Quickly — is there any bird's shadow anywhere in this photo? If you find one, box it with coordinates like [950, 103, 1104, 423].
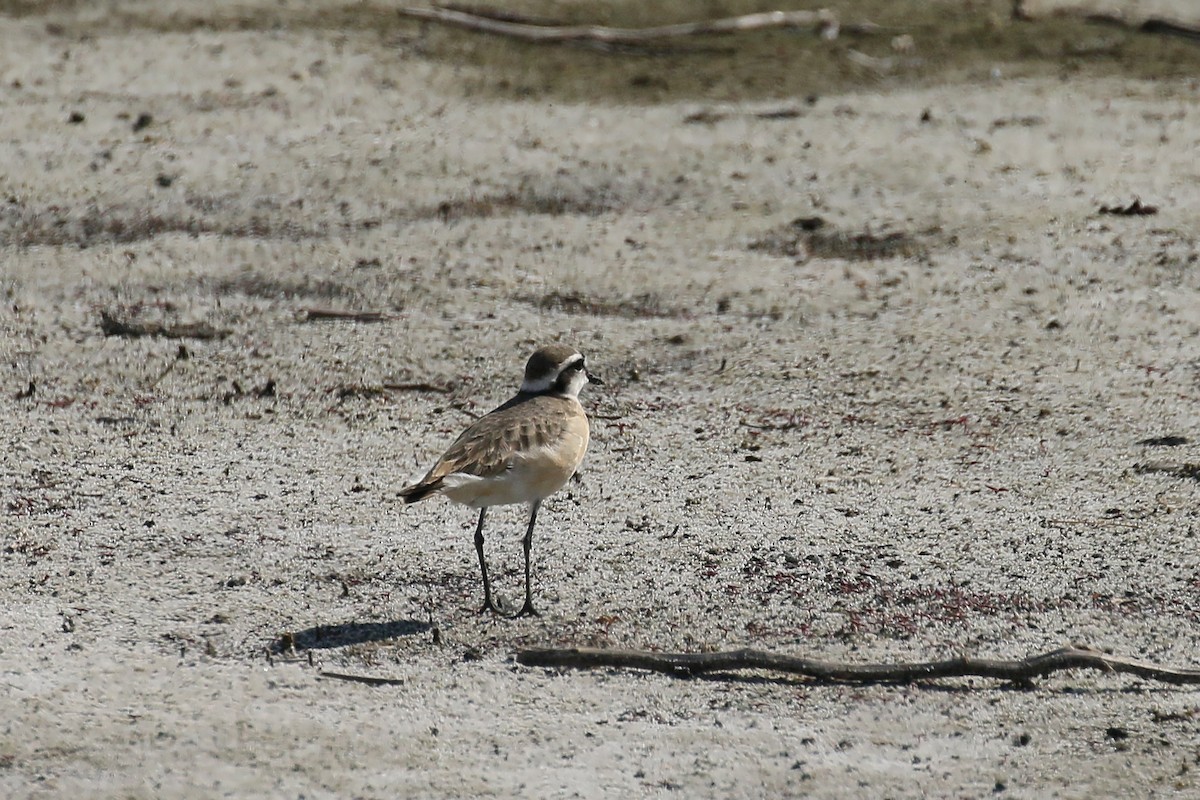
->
[271, 618, 432, 653]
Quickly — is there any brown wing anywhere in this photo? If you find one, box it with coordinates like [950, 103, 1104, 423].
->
[407, 395, 571, 492]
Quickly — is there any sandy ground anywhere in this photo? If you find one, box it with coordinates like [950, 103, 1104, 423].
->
[3, 1, 1200, 797]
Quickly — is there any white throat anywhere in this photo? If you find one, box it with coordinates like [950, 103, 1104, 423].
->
[558, 369, 588, 398]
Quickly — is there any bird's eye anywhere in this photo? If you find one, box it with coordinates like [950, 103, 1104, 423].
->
[570, 361, 584, 371]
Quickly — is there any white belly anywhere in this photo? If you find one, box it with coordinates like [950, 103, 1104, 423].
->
[441, 424, 589, 508]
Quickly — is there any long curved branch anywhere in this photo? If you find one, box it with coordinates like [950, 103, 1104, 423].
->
[396, 7, 842, 44]
[517, 646, 1200, 685]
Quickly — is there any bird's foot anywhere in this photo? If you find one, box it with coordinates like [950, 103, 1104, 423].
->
[478, 596, 509, 616]
[512, 599, 539, 618]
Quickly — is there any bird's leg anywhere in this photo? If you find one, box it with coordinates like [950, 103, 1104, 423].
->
[474, 507, 504, 615]
[514, 500, 541, 617]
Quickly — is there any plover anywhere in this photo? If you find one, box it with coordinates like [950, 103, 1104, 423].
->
[400, 344, 602, 617]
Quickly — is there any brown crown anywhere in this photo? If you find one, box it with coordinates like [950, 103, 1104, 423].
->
[523, 344, 582, 382]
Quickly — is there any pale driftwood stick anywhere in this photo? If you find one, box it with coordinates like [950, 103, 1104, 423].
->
[517, 646, 1200, 686]
[438, 2, 562, 27]
[397, 6, 842, 44]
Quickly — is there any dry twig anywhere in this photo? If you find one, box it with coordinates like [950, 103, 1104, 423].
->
[517, 645, 1200, 686]
[1013, 2, 1200, 44]
[1099, 199, 1158, 216]
[333, 381, 454, 400]
[319, 671, 405, 687]
[397, 6, 845, 44]
[382, 381, 454, 394]
[1134, 462, 1200, 481]
[300, 308, 392, 323]
[100, 311, 229, 340]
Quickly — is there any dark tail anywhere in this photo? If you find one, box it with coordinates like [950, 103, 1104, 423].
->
[399, 480, 441, 504]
